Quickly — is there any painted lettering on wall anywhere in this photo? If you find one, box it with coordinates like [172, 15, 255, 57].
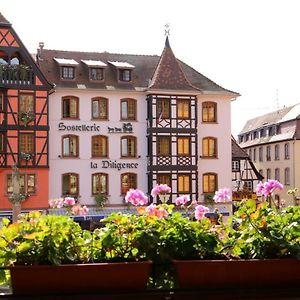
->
[90, 160, 138, 171]
[58, 122, 100, 132]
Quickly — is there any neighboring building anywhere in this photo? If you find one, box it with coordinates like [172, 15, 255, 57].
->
[231, 136, 263, 202]
[238, 104, 300, 205]
[37, 36, 239, 208]
[0, 13, 52, 209]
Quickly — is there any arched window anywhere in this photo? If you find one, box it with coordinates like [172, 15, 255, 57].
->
[92, 135, 108, 157]
[62, 96, 79, 118]
[284, 143, 290, 160]
[275, 168, 280, 181]
[202, 102, 217, 122]
[203, 173, 217, 193]
[92, 97, 108, 119]
[285, 168, 290, 185]
[92, 173, 108, 195]
[120, 98, 136, 120]
[62, 173, 79, 196]
[121, 136, 136, 157]
[62, 135, 78, 157]
[121, 173, 137, 194]
[202, 137, 217, 158]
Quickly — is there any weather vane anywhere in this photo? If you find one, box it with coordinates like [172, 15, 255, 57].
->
[164, 23, 170, 36]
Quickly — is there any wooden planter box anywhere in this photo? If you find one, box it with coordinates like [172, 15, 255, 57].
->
[9, 261, 152, 295]
[173, 259, 300, 289]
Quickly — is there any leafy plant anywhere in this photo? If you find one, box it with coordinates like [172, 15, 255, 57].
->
[18, 111, 34, 126]
[94, 193, 108, 208]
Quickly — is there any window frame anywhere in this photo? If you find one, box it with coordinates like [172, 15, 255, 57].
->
[120, 98, 136, 121]
[177, 99, 190, 119]
[121, 173, 137, 195]
[284, 168, 290, 185]
[7, 173, 36, 195]
[202, 137, 217, 158]
[203, 173, 218, 194]
[62, 134, 79, 158]
[232, 161, 240, 172]
[284, 143, 290, 160]
[157, 174, 171, 187]
[274, 144, 280, 160]
[92, 135, 108, 158]
[92, 173, 108, 195]
[62, 173, 79, 197]
[275, 168, 280, 181]
[202, 102, 217, 123]
[0, 92, 3, 112]
[89, 68, 104, 81]
[178, 174, 191, 193]
[91, 97, 108, 120]
[61, 66, 75, 80]
[266, 168, 271, 180]
[259, 146, 263, 162]
[156, 98, 171, 119]
[266, 145, 271, 161]
[118, 69, 132, 82]
[62, 96, 79, 119]
[157, 136, 171, 156]
[177, 137, 190, 156]
[19, 132, 34, 154]
[121, 136, 136, 158]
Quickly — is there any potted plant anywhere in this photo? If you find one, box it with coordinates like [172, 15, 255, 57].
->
[94, 193, 108, 208]
[18, 111, 35, 126]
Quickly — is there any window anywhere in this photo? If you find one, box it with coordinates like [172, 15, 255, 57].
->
[249, 149, 252, 160]
[260, 129, 265, 138]
[202, 137, 217, 158]
[121, 136, 136, 157]
[92, 135, 108, 158]
[7, 173, 36, 194]
[275, 168, 280, 181]
[178, 174, 191, 193]
[253, 148, 256, 161]
[62, 96, 79, 119]
[19, 133, 34, 153]
[157, 99, 170, 119]
[202, 102, 217, 122]
[61, 66, 75, 79]
[284, 168, 290, 185]
[157, 174, 171, 187]
[232, 161, 240, 172]
[177, 137, 190, 156]
[19, 94, 34, 113]
[92, 97, 108, 119]
[266, 168, 271, 180]
[177, 100, 190, 119]
[62, 135, 78, 157]
[119, 69, 131, 82]
[121, 173, 137, 194]
[92, 173, 108, 195]
[259, 147, 263, 162]
[121, 98, 136, 120]
[203, 173, 217, 193]
[0, 92, 3, 111]
[275, 144, 280, 160]
[62, 173, 79, 196]
[157, 136, 171, 156]
[90, 68, 104, 81]
[266, 145, 271, 161]
[284, 143, 290, 160]
[243, 181, 252, 191]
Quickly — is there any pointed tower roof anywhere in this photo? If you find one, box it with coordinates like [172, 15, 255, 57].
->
[0, 12, 11, 26]
[148, 36, 199, 91]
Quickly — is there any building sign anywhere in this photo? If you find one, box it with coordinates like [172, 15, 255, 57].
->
[107, 123, 133, 133]
[90, 160, 138, 170]
[58, 122, 100, 132]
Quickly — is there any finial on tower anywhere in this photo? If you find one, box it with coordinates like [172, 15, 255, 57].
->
[164, 23, 171, 48]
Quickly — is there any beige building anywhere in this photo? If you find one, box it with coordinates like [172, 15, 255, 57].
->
[238, 104, 300, 206]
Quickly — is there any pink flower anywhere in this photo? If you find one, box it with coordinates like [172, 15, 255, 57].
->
[156, 207, 169, 219]
[145, 203, 156, 216]
[175, 195, 190, 206]
[144, 204, 169, 219]
[79, 205, 89, 216]
[64, 197, 75, 206]
[125, 189, 148, 206]
[71, 204, 89, 216]
[151, 184, 171, 196]
[213, 188, 231, 203]
[49, 198, 64, 209]
[195, 205, 209, 220]
[256, 179, 283, 197]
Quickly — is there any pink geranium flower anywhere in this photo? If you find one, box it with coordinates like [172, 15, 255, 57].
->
[256, 179, 283, 197]
[213, 188, 231, 203]
[125, 189, 148, 206]
[64, 197, 75, 206]
[175, 195, 190, 206]
[195, 205, 209, 220]
[151, 184, 171, 196]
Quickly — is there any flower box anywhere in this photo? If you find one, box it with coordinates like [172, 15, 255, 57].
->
[9, 261, 152, 295]
[173, 259, 300, 289]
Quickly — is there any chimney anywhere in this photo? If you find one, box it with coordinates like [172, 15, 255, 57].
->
[37, 42, 44, 62]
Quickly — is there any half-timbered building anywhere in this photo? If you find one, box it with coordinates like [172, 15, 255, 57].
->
[0, 13, 52, 209]
[38, 36, 238, 209]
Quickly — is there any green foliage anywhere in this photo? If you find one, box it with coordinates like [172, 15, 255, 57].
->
[227, 199, 300, 259]
[94, 193, 108, 208]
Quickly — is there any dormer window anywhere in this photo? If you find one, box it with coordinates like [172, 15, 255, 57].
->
[119, 69, 131, 82]
[54, 58, 79, 80]
[108, 61, 135, 83]
[81, 60, 107, 82]
[62, 66, 75, 79]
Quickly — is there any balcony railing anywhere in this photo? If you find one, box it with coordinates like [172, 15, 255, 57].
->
[0, 64, 34, 86]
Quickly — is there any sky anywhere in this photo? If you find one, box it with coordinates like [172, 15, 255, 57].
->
[1, 0, 300, 137]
